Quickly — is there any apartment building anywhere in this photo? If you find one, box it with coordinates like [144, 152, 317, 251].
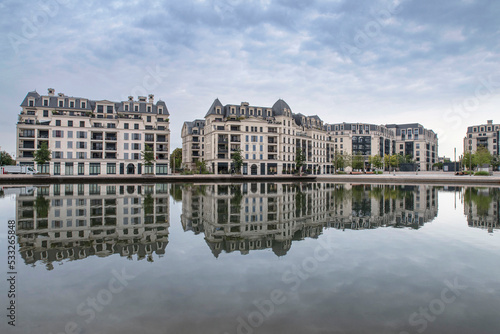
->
[463, 120, 499, 156]
[326, 122, 396, 167]
[182, 99, 333, 175]
[386, 123, 438, 171]
[17, 88, 170, 175]
[16, 183, 170, 268]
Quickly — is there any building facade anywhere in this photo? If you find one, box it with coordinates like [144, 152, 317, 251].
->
[182, 99, 438, 174]
[17, 88, 170, 175]
[183, 99, 334, 175]
[463, 120, 499, 156]
[386, 123, 438, 171]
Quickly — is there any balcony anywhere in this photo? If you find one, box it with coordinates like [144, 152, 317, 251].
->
[156, 145, 168, 152]
[91, 144, 103, 151]
[105, 144, 117, 151]
[21, 151, 34, 158]
[105, 136, 117, 141]
[105, 153, 117, 159]
[268, 138, 278, 144]
[192, 145, 200, 150]
[268, 128, 278, 133]
[91, 152, 103, 159]
[157, 135, 167, 142]
[19, 132, 35, 138]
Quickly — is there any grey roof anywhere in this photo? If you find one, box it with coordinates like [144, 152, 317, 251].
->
[20, 90, 169, 115]
[272, 99, 291, 116]
[205, 98, 224, 117]
[184, 119, 205, 135]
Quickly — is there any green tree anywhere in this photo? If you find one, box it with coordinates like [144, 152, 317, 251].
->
[384, 154, 391, 171]
[333, 153, 345, 171]
[390, 154, 399, 168]
[195, 159, 208, 174]
[0, 151, 15, 166]
[170, 148, 182, 173]
[142, 144, 155, 173]
[369, 155, 383, 170]
[295, 148, 306, 173]
[462, 152, 476, 170]
[473, 146, 492, 167]
[352, 152, 364, 170]
[491, 155, 499, 170]
[33, 142, 51, 171]
[232, 148, 243, 174]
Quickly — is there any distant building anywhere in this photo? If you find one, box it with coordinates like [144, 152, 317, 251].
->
[463, 120, 499, 156]
[386, 123, 438, 171]
[17, 88, 170, 175]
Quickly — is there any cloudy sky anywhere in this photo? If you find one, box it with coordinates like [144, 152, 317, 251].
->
[1, 0, 499, 158]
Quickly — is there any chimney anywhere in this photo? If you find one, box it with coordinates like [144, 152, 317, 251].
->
[487, 120, 493, 125]
[148, 94, 154, 103]
[138, 96, 146, 102]
[58, 93, 64, 97]
[128, 96, 133, 101]
[48, 88, 55, 96]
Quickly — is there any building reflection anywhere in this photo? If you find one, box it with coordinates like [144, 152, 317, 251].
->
[15, 184, 170, 270]
[463, 187, 500, 233]
[180, 183, 438, 257]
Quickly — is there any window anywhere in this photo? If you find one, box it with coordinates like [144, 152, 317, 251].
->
[55, 141, 61, 148]
[124, 123, 129, 129]
[53, 130, 64, 138]
[70, 101, 74, 108]
[68, 120, 73, 127]
[107, 106, 113, 113]
[43, 99, 48, 106]
[43, 110, 49, 117]
[158, 108, 162, 114]
[54, 162, 60, 175]
[134, 124, 139, 129]
[67, 152, 72, 159]
[124, 133, 129, 140]
[58, 100, 63, 107]
[89, 163, 100, 175]
[67, 131, 73, 138]
[147, 106, 151, 112]
[81, 102, 86, 108]
[132, 133, 141, 140]
[147, 116, 151, 122]
[156, 164, 168, 175]
[65, 163, 73, 175]
[124, 143, 129, 150]
[133, 153, 140, 160]
[107, 163, 116, 174]
[97, 105, 103, 113]
[133, 143, 141, 150]
[80, 121, 85, 127]
[56, 120, 61, 126]
[124, 153, 129, 159]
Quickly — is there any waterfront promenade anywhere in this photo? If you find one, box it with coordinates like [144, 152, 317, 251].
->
[0, 171, 499, 186]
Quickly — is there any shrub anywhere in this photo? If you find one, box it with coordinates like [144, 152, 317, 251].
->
[336, 171, 347, 174]
[374, 171, 384, 174]
[474, 171, 490, 176]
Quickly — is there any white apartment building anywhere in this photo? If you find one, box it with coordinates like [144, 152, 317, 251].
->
[182, 99, 334, 175]
[17, 88, 170, 176]
[386, 123, 438, 171]
[463, 120, 499, 156]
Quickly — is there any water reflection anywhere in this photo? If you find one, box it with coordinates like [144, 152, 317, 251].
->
[179, 183, 439, 257]
[464, 187, 500, 233]
[15, 184, 170, 269]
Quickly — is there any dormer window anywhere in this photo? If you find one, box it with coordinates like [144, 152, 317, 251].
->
[134, 105, 139, 112]
[70, 101, 75, 108]
[147, 106, 151, 113]
[43, 99, 49, 106]
[125, 104, 129, 111]
[58, 100, 63, 107]
[29, 99, 34, 106]
[81, 101, 86, 108]
[158, 108, 162, 114]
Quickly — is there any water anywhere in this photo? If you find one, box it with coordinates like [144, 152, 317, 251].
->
[1, 182, 499, 334]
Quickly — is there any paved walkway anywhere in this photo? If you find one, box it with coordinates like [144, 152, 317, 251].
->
[0, 171, 499, 186]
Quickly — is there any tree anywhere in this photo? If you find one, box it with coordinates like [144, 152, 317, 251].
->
[334, 153, 345, 171]
[170, 148, 182, 173]
[231, 148, 243, 174]
[33, 142, 51, 171]
[34, 196, 50, 218]
[295, 148, 306, 173]
[462, 151, 476, 170]
[384, 154, 391, 171]
[491, 155, 500, 171]
[473, 146, 492, 167]
[369, 155, 383, 170]
[195, 159, 208, 174]
[390, 154, 399, 168]
[141, 144, 155, 173]
[0, 151, 15, 166]
[352, 152, 364, 170]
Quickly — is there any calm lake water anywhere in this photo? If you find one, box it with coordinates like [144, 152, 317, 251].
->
[1, 182, 499, 334]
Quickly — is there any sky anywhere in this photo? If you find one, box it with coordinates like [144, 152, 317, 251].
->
[1, 0, 499, 159]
